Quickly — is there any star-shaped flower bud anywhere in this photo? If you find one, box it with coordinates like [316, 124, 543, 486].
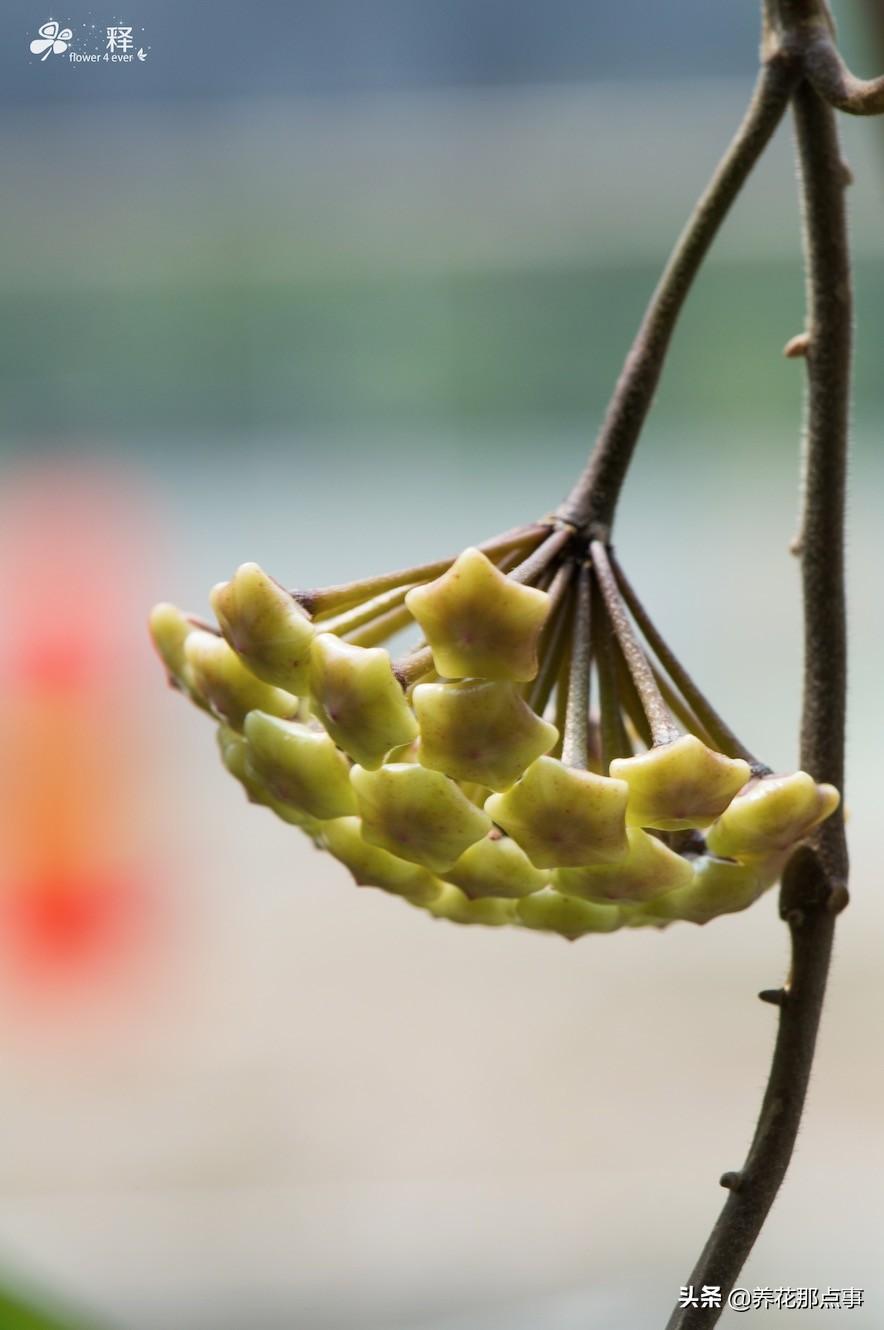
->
[185, 630, 299, 731]
[705, 771, 840, 859]
[419, 883, 518, 927]
[350, 763, 491, 873]
[149, 603, 210, 710]
[217, 725, 267, 804]
[554, 827, 693, 904]
[484, 756, 629, 869]
[444, 832, 550, 899]
[243, 711, 357, 821]
[413, 680, 558, 791]
[210, 562, 314, 694]
[320, 816, 441, 904]
[405, 547, 550, 681]
[517, 889, 623, 940]
[309, 634, 418, 769]
[609, 734, 751, 831]
[635, 854, 782, 927]
[217, 725, 323, 835]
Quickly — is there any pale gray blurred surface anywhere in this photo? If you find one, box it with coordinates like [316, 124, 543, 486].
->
[0, 423, 881, 1329]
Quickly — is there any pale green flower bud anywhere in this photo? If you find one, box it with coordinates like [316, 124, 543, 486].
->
[444, 832, 550, 899]
[149, 602, 210, 710]
[350, 763, 492, 873]
[517, 889, 623, 939]
[320, 816, 441, 903]
[484, 756, 629, 869]
[387, 738, 421, 763]
[413, 679, 558, 791]
[419, 883, 518, 927]
[554, 827, 693, 903]
[217, 724, 266, 802]
[185, 630, 299, 731]
[610, 734, 751, 830]
[243, 711, 357, 821]
[216, 725, 324, 835]
[635, 853, 783, 927]
[405, 546, 550, 682]
[210, 562, 315, 694]
[149, 601, 191, 682]
[705, 771, 840, 859]
[309, 634, 418, 769]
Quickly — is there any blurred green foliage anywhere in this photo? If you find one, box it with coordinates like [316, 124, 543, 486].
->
[3, 260, 882, 438]
[0, 1280, 102, 1330]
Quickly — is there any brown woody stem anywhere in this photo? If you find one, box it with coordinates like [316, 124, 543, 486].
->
[665, 14, 851, 1325]
[345, 604, 413, 649]
[610, 554, 764, 771]
[526, 561, 576, 715]
[557, 57, 797, 538]
[591, 541, 678, 746]
[560, 563, 593, 769]
[802, 24, 884, 114]
[318, 583, 416, 638]
[509, 524, 574, 586]
[298, 523, 547, 616]
[591, 575, 631, 768]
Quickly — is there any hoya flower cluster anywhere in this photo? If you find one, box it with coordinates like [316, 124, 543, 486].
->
[150, 521, 839, 940]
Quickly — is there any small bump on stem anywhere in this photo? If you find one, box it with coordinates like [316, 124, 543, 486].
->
[784, 332, 810, 358]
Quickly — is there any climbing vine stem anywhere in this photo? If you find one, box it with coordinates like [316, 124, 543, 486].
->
[662, 4, 857, 1325]
[557, 54, 798, 538]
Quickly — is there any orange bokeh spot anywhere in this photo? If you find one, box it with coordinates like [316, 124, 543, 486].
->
[0, 870, 146, 986]
[0, 458, 160, 1001]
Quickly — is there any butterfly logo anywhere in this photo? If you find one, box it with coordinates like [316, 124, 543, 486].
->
[30, 20, 73, 60]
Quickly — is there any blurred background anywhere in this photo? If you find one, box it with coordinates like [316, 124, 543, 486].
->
[0, 2, 882, 1326]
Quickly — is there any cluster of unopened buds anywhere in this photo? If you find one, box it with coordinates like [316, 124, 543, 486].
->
[151, 518, 839, 940]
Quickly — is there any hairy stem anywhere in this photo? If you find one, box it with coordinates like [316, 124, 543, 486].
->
[802, 25, 884, 114]
[558, 58, 797, 538]
[610, 555, 764, 770]
[509, 524, 575, 586]
[560, 562, 592, 768]
[591, 541, 678, 746]
[345, 604, 414, 648]
[592, 576, 631, 767]
[664, 56, 851, 1330]
[526, 562, 576, 715]
[298, 523, 547, 616]
[318, 583, 416, 637]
